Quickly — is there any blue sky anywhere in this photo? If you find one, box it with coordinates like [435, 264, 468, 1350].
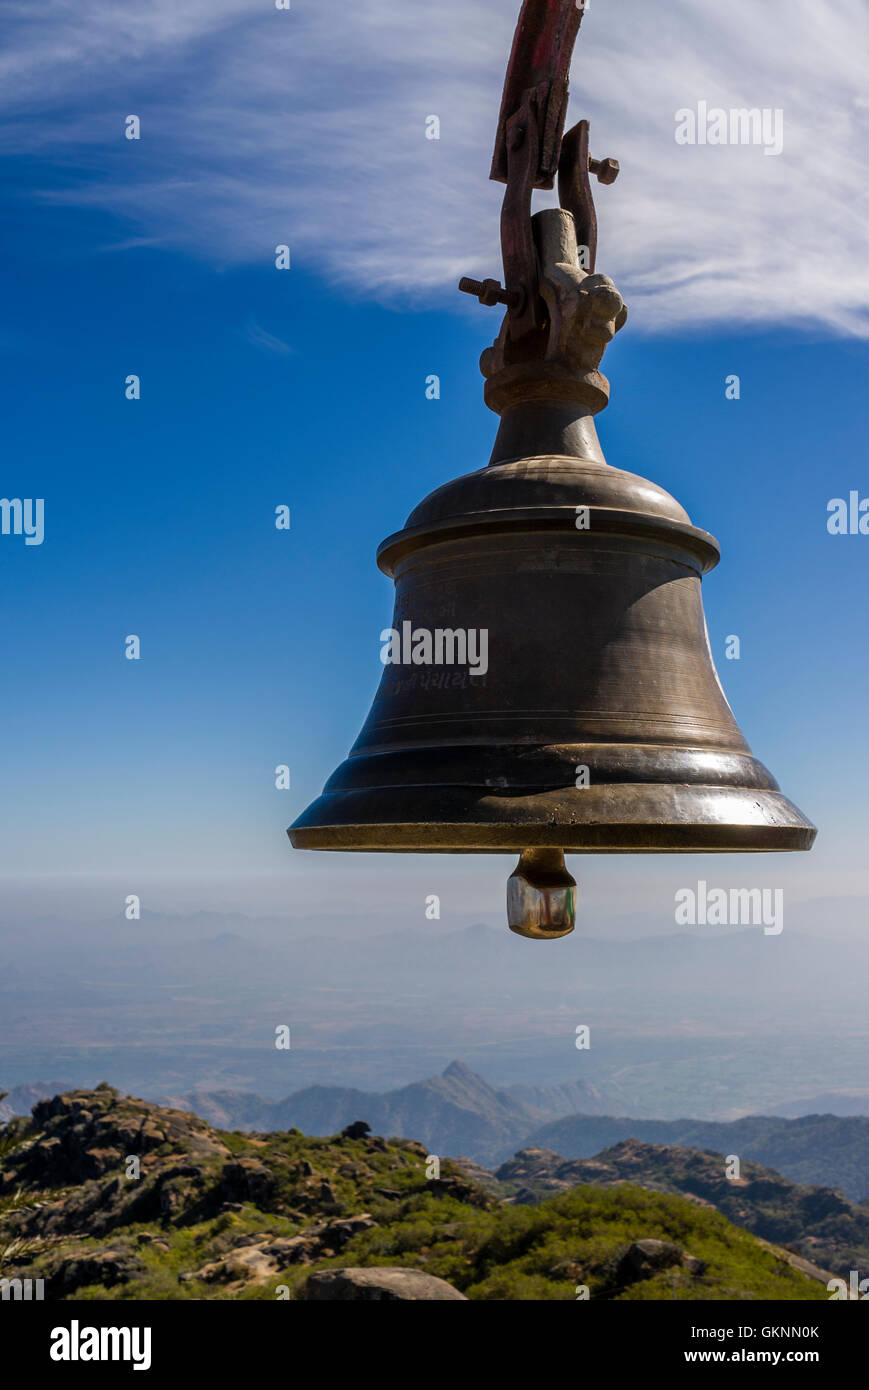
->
[1, 0, 868, 927]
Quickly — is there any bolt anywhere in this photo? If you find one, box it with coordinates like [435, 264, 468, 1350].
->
[459, 277, 524, 311]
[588, 155, 619, 185]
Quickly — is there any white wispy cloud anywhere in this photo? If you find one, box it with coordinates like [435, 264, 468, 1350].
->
[3, 0, 868, 335]
[242, 318, 294, 355]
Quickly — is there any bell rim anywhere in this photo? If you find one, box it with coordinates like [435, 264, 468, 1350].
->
[289, 829, 818, 853]
[289, 785, 817, 854]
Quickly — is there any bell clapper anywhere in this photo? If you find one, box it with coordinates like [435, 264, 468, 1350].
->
[507, 848, 577, 939]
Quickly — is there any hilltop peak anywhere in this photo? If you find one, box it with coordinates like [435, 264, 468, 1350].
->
[442, 1060, 480, 1083]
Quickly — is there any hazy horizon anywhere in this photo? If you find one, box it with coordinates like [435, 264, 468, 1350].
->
[3, 891, 867, 1121]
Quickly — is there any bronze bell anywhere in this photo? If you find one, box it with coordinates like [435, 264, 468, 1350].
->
[289, 0, 816, 936]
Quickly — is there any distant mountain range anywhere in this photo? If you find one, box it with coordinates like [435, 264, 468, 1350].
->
[163, 1064, 869, 1198]
[161, 1061, 608, 1167]
[526, 1112, 869, 1202]
[5, 1061, 869, 1200]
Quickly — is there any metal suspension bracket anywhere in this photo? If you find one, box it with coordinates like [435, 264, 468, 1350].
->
[558, 119, 620, 274]
[459, 0, 617, 334]
[500, 87, 544, 339]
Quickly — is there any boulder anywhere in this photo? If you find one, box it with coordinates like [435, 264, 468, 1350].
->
[618, 1238, 684, 1282]
[182, 1245, 278, 1285]
[215, 1157, 276, 1207]
[54, 1246, 144, 1294]
[341, 1121, 371, 1140]
[306, 1267, 467, 1301]
[389, 1138, 428, 1158]
[326, 1213, 376, 1248]
[425, 1174, 491, 1209]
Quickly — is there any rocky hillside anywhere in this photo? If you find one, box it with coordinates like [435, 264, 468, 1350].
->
[489, 1141, 869, 1278]
[0, 1087, 831, 1300]
[528, 1112, 869, 1201]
